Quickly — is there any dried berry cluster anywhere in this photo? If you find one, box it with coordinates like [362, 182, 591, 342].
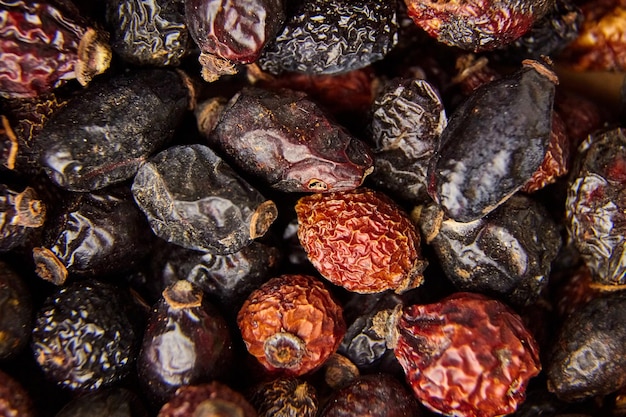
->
[1, 0, 625, 417]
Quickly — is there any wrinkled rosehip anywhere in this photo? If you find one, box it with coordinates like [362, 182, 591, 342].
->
[404, 0, 555, 52]
[157, 382, 257, 417]
[0, 0, 112, 98]
[237, 274, 346, 376]
[207, 87, 374, 193]
[393, 292, 541, 417]
[296, 188, 427, 294]
[0, 183, 46, 252]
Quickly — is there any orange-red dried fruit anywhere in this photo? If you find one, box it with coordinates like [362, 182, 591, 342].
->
[393, 292, 541, 417]
[295, 188, 427, 294]
[237, 274, 346, 377]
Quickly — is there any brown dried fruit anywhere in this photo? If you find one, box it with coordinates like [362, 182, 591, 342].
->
[158, 382, 257, 417]
[237, 274, 346, 377]
[295, 188, 427, 294]
[250, 377, 318, 417]
[392, 292, 541, 417]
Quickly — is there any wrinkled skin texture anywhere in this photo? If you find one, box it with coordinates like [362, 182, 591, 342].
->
[209, 87, 373, 192]
[237, 274, 346, 377]
[547, 291, 626, 401]
[0, 184, 45, 251]
[250, 377, 318, 417]
[566, 128, 626, 285]
[404, 0, 555, 52]
[157, 382, 258, 417]
[296, 188, 427, 293]
[394, 292, 541, 417]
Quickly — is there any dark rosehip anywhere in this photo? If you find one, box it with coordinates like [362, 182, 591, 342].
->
[55, 387, 148, 417]
[404, 0, 555, 52]
[138, 280, 233, 405]
[237, 274, 346, 377]
[31, 279, 140, 392]
[0, 0, 112, 98]
[0, 369, 35, 417]
[250, 377, 318, 417]
[566, 127, 626, 285]
[296, 188, 427, 294]
[157, 382, 258, 417]
[257, 0, 398, 75]
[393, 292, 541, 417]
[0, 261, 32, 359]
[428, 60, 557, 222]
[207, 87, 373, 193]
[547, 290, 626, 402]
[132, 144, 277, 254]
[0, 183, 46, 252]
[184, 0, 285, 82]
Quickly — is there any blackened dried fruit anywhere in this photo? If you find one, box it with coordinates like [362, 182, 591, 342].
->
[207, 87, 373, 193]
[157, 382, 257, 417]
[107, 0, 191, 67]
[417, 194, 561, 307]
[319, 373, 421, 417]
[237, 274, 346, 377]
[138, 280, 233, 405]
[566, 128, 626, 286]
[0, 0, 112, 98]
[0, 261, 32, 359]
[0, 184, 46, 252]
[55, 387, 148, 417]
[393, 292, 541, 417]
[32, 186, 153, 285]
[547, 290, 626, 401]
[184, 0, 286, 82]
[250, 377, 318, 417]
[257, 0, 398, 75]
[404, 0, 555, 52]
[367, 77, 447, 204]
[131, 144, 278, 254]
[37, 68, 190, 192]
[31, 279, 140, 392]
[428, 60, 557, 222]
[296, 188, 427, 294]
[0, 369, 35, 417]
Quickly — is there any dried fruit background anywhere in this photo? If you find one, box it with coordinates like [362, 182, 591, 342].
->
[1, 0, 626, 416]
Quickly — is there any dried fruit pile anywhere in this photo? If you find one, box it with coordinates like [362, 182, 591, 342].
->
[1, 0, 626, 416]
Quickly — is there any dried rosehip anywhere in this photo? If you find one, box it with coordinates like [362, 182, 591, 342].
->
[106, 0, 191, 67]
[547, 290, 626, 402]
[55, 387, 148, 417]
[237, 274, 346, 377]
[0, 369, 35, 417]
[137, 280, 233, 405]
[32, 185, 153, 286]
[0, 261, 32, 359]
[417, 194, 562, 307]
[0, 183, 46, 252]
[31, 279, 140, 392]
[296, 188, 427, 294]
[250, 377, 318, 417]
[367, 77, 447, 204]
[184, 0, 286, 82]
[0, 0, 112, 98]
[131, 144, 278, 254]
[428, 60, 557, 222]
[566, 128, 626, 285]
[207, 87, 374, 193]
[257, 0, 398, 75]
[36, 68, 190, 192]
[404, 0, 555, 52]
[157, 382, 257, 417]
[319, 373, 421, 417]
[393, 292, 541, 417]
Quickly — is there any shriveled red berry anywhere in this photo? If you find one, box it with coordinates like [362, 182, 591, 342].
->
[158, 382, 257, 417]
[237, 274, 346, 377]
[393, 292, 541, 417]
[295, 188, 427, 294]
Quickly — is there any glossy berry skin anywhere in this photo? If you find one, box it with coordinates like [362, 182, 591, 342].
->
[394, 292, 541, 417]
[404, 0, 555, 52]
[157, 382, 257, 417]
[296, 188, 427, 294]
[237, 274, 346, 377]
[566, 127, 626, 286]
[31, 279, 139, 392]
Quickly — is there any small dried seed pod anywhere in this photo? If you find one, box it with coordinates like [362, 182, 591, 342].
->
[296, 188, 427, 294]
[250, 377, 318, 417]
[157, 382, 257, 417]
[237, 274, 346, 377]
[393, 292, 541, 417]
